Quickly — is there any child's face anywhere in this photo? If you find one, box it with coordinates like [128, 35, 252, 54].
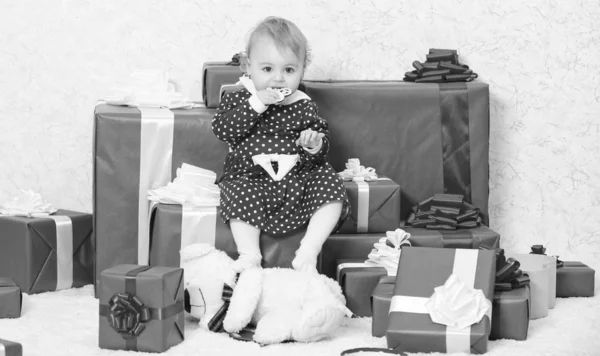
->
[247, 36, 304, 93]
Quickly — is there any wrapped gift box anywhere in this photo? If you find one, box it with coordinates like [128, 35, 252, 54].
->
[371, 275, 395, 337]
[491, 286, 531, 341]
[301, 80, 491, 223]
[202, 61, 243, 108]
[336, 178, 401, 234]
[0, 338, 22, 356]
[99, 264, 184, 353]
[93, 104, 229, 295]
[0, 278, 22, 318]
[319, 225, 499, 279]
[335, 259, 387, 317]
[556, 262, 595, 297]
[0, 210, 93, 294]
[149, 203, 307, 269]
[387, 247, 495, 354]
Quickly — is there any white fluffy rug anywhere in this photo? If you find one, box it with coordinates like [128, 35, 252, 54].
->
[1, 284, 600, 356]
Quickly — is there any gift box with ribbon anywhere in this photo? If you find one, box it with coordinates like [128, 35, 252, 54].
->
[335, 259, 387, 317]
[371, 275, 395, 337]
[556, 261, 595, 298]
[93, 104, 229, 296]
[0, 278, 22, 318]
[336, 160, 401, 234]
[98, 264, 184, 353]
[490, 285, 531, 341]
[300, 80, 491, 225]
[386, 247, 495, 354]
[0, 210, 93, 294]
[0, 338, 22, 356]
[202, 54, 245, 108]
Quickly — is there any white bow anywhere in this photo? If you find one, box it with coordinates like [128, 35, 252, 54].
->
[338, 158, 378, 182]
[252, 154, 300, 181]
[365, 228, 412, 275]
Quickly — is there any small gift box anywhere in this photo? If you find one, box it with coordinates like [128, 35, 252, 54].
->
[0, 338, 22, 356]
[0, 210, 93, 294]
[556, 262, 595, 297]
[98, 264, 185, 353]
[336, 259, 387, 317]
[336, 165, 401, 234]
[0, 278, 22, 318]
[371, 276, 395, 337]
[387, 247, 495, 354]
[490, 286, 531, 341]
[202, 55, 244, 108]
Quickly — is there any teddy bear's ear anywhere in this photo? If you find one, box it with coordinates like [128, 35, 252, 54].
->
[180, 243, 217, 264]
[223, 268, 263, 333]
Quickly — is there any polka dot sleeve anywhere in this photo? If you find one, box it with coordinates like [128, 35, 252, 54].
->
[301, 101, 331, 162]
[212, 90, 262, 146]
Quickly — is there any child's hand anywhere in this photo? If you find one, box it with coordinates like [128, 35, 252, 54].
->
[295, 129, 325, 149]
[256, 90, 282, 105]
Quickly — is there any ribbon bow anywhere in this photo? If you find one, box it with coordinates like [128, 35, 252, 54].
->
[405, 193, 482, 230]
[207, 283, 234, 333]
[494, 257, 530, 291]
[338, 158, 378, 182]
[403, 48, 478, 83]
[106, 293, 151, 339]
[530, 245, 564, 268]
[252, 153, 300, 181]
[365, 228, 412, 275]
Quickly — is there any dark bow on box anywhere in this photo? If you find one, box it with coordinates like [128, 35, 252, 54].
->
[405, 193, 482, 230]
[226, 52, 246, 66]
[106, 293, 151, 339]
[530, 244, 564, 268]
[403, 49, 478, 83]
[479, 246, 530, 291]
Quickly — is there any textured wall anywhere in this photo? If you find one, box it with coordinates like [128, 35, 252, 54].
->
[0, 0, 598, 267]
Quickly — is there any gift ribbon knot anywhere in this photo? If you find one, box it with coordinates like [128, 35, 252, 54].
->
[338, 158, 378, 182]
[207, 282, 235, 333]
[406, 193, 482, 230]
[107, 292, 151, 339]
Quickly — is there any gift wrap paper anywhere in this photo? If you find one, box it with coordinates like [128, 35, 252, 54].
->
[0, 278, 22, 318]
[491, 286, 530, 341]
[336, 178, 401, 234]
[99, 265, 184, 353]
[556, 262, 595, 297]
[0, 210, 93, 294]
[371, 276, 396, 337]
[149, 203, 308, 269]
[301, 80, 490, 223]
[202, 62, 243, 108]
[93, 104, 229, 296]
[0, 338, 22, 356]
[336, 260, 387, 317]
[387, 247, 495, 354]
[319, 225, 499, 279]
[513, 254, 554, 319]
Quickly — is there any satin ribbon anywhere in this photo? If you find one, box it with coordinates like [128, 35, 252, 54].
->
[207, 282, 235, 332]
[0, 342, 4, 356]
[44, 215, 74, 290]
[137, 107, 175, 265]
[338, 158, 378, 182]
[389, 249, 491, 353]
[251, 153, 299, 181]
[365, 229, 412, 276]
[403, 49, 478, 83]
[406, 193, 481, 230]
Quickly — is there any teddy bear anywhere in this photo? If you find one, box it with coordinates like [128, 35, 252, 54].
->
[180, 243, 351, 345]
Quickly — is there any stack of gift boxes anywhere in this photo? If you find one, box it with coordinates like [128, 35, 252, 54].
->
[0, 54, 596, 354]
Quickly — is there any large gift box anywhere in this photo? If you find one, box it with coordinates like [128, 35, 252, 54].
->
[149, 203, 307, 269]
[386, 247, 495, 354]
[98, 264, 184, 353]
[301, 80, 491, 223]
[336, 259, 387, 317]
[556, 262, 595, 297]
[202, 61, 243, 108]
[0, 338, 22, 356]
[336, 178, 401, 234]
[319, 226, 499, 279]
[93, 104, 229, 295]
[0, 278, 22, 318]
[0, 210, 93, 294]
[491, 286, 531, 340]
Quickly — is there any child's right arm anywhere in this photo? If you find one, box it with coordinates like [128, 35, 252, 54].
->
[211, 91, 266, 146]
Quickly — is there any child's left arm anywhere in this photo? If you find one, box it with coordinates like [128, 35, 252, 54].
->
[296, 101, 330, 163]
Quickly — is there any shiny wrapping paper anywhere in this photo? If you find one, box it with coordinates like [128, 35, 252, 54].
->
[93, 104, 229, 296]
[0, 210, 93, 294]
[336, 178, 401, 234]
[556, 262, 595, 297]
[0, 338, 22, 356]
[491, 286, 531, 340]
[319, 226, 500, 279]
[98, 265, 184, 353]
[0, 278, 22, 318]
[335, 259, 387, 317]
[202, 62, 243, 108]
[386, 247, 495, 354]
[371, 275, 396, 337]
[301, 80, 490, 224]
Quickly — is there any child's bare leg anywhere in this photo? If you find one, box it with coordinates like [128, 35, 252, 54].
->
[292, 201, 343, 273]
[230, 218, 262, 273]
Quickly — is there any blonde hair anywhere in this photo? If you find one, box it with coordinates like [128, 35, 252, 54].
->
[245, 16, 311, 69]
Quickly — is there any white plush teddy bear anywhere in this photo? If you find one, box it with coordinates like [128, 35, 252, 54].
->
[181, 243, 351, 345]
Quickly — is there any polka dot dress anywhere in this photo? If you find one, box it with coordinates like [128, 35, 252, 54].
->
[212, 89, 349, 236]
